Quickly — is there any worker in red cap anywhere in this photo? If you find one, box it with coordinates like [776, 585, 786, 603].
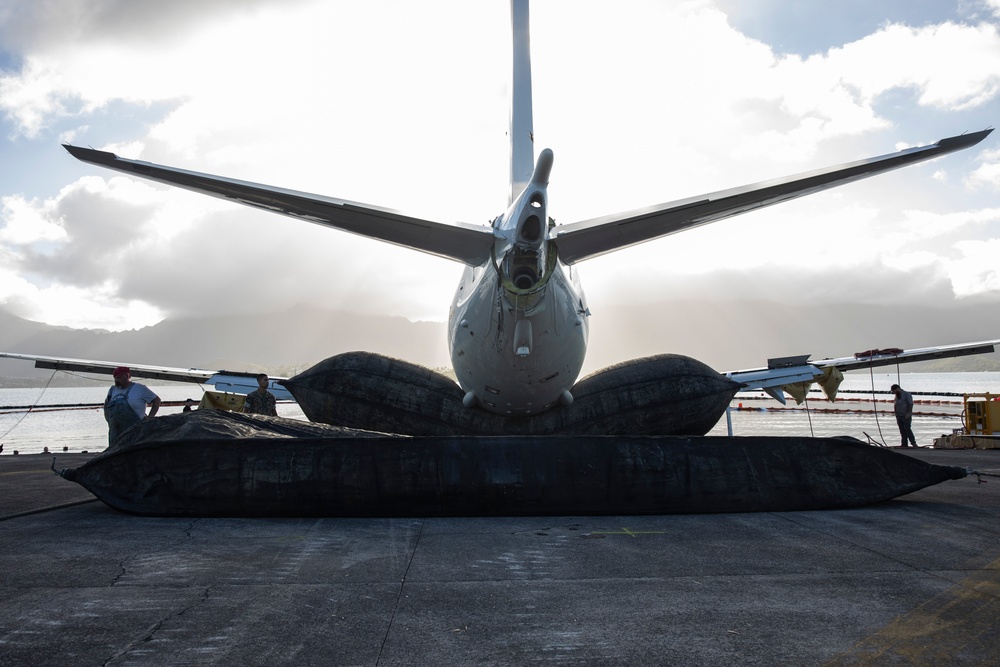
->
[103, 366, 161, 445]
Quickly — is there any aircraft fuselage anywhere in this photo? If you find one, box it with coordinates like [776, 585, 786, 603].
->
[448, 149, 590, 415]
[449, 255, 588, 415]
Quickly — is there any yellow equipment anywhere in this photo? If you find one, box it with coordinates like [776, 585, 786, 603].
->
[964, 393, 1000, 435]
[198, 391, 246, 412]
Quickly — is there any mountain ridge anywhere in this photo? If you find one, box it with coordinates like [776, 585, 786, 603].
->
[2, 300, 998, 387]
[0, 305, 449, 386]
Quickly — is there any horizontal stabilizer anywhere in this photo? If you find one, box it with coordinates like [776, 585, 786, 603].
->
[553, 129, 993, 264]
[63, 145, 496, 266]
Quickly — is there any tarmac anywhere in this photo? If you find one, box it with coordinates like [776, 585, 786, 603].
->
[1, 447, 998, 666]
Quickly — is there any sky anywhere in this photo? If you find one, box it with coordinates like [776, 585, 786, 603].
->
[1, 0, 999, 351]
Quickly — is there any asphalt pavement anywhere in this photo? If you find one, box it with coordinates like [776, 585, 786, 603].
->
[1, 447, 998, 666]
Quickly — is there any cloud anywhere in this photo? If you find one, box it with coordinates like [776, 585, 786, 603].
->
[12, 177, 161, 285]
[0, 0, 308, 54]
[0, 280, 162, 331]
[952, 237, 1000, 294]
[580, 196, 1000, 316]
[725, 20, 1000, 163]
[0, 168, 463, 327]
[824, 22, 1000, 111]
[0, 194, 66, 243]
[968, 147, 1000, 189]
[0, 179, 167, 329]
[1, 0, 998, 335]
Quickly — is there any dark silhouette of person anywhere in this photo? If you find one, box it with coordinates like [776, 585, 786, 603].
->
[243, 373, 277, 416]
[890, 384, 917, 447]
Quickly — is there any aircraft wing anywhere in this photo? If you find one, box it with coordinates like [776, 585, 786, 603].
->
[727, 339, 999, 404]
[0, 352, 294, 400]
[810, 340, 1000, 374]
[552, 129, 993, 264]
[62, 145, 496, 266]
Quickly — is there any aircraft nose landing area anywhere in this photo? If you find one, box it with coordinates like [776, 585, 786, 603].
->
[1, 449, 999, 665]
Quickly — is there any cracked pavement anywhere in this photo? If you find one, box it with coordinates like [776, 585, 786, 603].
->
[1, 450, 999, 666]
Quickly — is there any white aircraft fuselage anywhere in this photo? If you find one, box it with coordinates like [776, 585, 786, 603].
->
[447, 2, 588, 415]
[449, 150, 589, 414]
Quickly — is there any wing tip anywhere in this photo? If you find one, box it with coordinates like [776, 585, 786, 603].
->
[63, 143, 118, 164]
[936, 127, 993, 150]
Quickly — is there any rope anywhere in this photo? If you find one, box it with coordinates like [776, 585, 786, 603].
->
[0, 370, 58, 440]
[967, 468, 1000, 484]
[58, 370, 117, 383]
[861, 431, 888, 447]
[1, 372, 212, 447]
[867, 363, 889, 447]
[804, 395, 815, 437]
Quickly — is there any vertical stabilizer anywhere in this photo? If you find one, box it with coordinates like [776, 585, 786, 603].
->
[509, 0, 534, 205]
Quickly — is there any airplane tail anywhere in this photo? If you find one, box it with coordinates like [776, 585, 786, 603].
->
[509, 0, 534, 206]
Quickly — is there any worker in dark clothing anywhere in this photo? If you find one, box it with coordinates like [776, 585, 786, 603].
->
[890, 384, 917, 447]
[243, 373, 278, 416]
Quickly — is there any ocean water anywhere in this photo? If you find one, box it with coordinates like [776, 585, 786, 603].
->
[1, 372, 998, 456]
[0, 385, 306, 456]
[709, 371, 1000, 445]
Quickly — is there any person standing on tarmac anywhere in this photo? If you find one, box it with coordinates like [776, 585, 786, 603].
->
[103, 366, 161, 445]
[890, 383, 918, 448]
[243, 373, 278, 416]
